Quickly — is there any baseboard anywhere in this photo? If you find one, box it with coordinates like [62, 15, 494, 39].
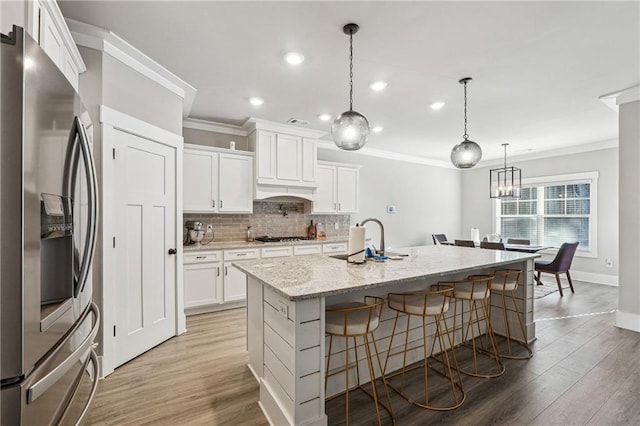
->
[615, 310, 640, 332]
[570, 270, 618, 286]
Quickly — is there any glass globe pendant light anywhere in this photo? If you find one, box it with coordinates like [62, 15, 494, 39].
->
[450, 77, 482, 168]
[332, 23, 370, 151]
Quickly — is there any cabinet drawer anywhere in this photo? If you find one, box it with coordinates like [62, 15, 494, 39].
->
[261, 246, 293, 258]
[294, 245, 322, 256]
[322, 243, 348, 254]
[184, 251, 222, 264]
[224, 248, 260, 261]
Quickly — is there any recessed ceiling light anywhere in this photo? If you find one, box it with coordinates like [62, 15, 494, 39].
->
[370, 81, 387, 91]
[372, 126, 384, 133]
[430, 101, 445, 110]
[284, 52, 304, 65]
[249, 97, 264, 106]
[319, 113, 332, 122]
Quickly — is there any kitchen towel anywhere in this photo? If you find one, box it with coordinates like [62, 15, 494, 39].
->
[348, 225, 366, 264]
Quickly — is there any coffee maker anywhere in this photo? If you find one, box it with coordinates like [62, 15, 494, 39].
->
[184, 221, 206, 245]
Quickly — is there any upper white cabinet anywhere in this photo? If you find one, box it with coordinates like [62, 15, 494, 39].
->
[313, 161, 360, 214]
[183, 144, 253, 213]
[251, 130, 317, 186]
[28, 0, 85, 90]
[246, 119, 325, 201]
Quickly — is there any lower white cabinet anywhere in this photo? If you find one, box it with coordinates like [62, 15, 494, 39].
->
[223, 262, 247, 302]
[184, 251, 223, 311]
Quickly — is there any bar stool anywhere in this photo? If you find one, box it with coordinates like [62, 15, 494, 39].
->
[325, 296, 394, 425]
[441, 276, 505, 378]
[490, 269, 533, 359]
[383, 286, 465, 411]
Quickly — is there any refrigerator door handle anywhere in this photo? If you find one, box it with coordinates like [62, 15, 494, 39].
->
[27, 303, 100, 403]
[55, 349, 100, 425]
[73, 117, 99, 297]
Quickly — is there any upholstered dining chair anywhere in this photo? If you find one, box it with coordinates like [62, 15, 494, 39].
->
[432, 234, 448, 245]
[480, 241, 505, 250]
[507, 238, 530, 245]
[534, 242, 579, 296]
[454, 240, 476, 248]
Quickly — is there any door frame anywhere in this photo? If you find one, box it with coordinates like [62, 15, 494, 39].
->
[100, 105, 184, 377]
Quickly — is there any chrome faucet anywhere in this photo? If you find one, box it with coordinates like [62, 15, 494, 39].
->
[360, 218, 385, 256]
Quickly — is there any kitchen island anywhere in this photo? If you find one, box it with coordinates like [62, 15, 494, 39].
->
[234, 245, 540, 426]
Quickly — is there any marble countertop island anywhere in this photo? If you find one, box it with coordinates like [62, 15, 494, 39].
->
[234, 244, 540, 301]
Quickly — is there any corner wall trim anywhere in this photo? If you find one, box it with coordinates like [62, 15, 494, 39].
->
[615, 311, 640, 333]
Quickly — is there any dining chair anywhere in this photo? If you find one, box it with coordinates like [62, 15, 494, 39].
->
[507, 238, 530, 245]
[432, 234, 448, 245]
[480, 241, 505, 250]
[534, 242, 579, 296]
[454, 240, 476, 248]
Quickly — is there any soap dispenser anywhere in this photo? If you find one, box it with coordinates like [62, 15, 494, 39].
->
[246, 226, 254, 242]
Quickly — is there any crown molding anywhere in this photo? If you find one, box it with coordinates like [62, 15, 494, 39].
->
[316, 141, 455, 169]
[66, 19, 197, 118]
[599, 85, 640, 110]
[183, 118, 247, 137]
[242, 117, 327, 139]
[477, 139, 618, 168]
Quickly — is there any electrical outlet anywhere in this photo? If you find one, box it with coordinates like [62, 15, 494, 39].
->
[277, 301, 288, 318]
[605, 259, 614, 268]
[334, 222, 339, 230]
[206, 224, 213, 233]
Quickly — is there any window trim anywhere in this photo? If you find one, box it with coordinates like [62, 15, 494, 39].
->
[493, 171, 598, 258]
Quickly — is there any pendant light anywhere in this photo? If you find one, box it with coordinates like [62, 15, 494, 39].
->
[490, 143, 522, 198]
[450, 77, 482, 168]
[332, 23, 370, 151]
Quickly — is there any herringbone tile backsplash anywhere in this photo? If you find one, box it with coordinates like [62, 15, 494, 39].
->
[184, 201, 350, 242]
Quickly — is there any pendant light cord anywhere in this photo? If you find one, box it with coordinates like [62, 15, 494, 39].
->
[503, 143, 508, 169]
[349, 29, 354, 111]
[463, 80, 469, 140]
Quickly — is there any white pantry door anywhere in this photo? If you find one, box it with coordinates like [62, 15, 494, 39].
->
[113, 129, 176, 367]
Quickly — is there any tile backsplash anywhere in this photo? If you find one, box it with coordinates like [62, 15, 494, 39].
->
[184, 201, 350, 243]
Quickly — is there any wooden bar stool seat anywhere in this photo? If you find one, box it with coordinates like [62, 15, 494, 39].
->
[383, 286, 465, 411]
[325, 296, 395, 425]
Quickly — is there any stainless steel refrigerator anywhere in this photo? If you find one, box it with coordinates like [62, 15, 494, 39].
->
[1, 26, 100, 425]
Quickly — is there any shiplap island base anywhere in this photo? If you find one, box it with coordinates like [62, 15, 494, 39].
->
[235, 245, 540, 425]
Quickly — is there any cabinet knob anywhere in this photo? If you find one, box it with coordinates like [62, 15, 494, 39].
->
[168, 248, 177, 255]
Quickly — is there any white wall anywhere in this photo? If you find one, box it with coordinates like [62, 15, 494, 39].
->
[460, 147, 619, 283]
[318, 149, 461, 250]
[1, 0, 26, 35]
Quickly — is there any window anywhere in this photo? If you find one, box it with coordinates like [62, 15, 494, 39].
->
[494, 172, 598, 256]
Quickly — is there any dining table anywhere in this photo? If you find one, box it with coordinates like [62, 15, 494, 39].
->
[504, 244, 551, 253]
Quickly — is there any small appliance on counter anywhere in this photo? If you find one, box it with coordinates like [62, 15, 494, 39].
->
[184, 221, 213, 246]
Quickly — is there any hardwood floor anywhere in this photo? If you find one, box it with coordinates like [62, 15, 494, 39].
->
[86, 281, 639, 425]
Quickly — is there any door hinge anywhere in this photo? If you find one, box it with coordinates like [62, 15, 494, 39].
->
[113, 236, 116, 248]
[113, 325, 116, 336]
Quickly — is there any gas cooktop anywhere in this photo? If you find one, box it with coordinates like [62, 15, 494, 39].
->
[255, 236, 315, 243]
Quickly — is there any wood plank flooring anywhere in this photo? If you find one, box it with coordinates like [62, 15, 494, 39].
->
[85, 281, 640, 425]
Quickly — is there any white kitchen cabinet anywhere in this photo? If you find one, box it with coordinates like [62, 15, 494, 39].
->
[293, 245, 322, 256]
[322, 242, 348, 254]
[313, 162, 360, 214]
[183, 251, 223, 312]
[223, 248, 260, 303]
[30, 0, 85, 90]
[261, 246, 294, 258]
[249, 128, 319, 200]
[183, 144, 253, 213]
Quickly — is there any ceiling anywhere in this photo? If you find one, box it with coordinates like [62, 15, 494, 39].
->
[58, 1, 639, 165]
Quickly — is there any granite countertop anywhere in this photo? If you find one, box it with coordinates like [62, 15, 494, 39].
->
[233, 245, 540, 301]
[183, 237, 348, 252]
